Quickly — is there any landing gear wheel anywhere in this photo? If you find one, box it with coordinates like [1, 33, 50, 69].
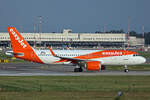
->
[79, 68, 83, 72]
[74, 68, 83, 72]
[124, 69, 129, 73]
[124, 65, 129, 73]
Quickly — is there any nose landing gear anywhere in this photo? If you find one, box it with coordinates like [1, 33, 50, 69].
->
[124, 65, 129, 72]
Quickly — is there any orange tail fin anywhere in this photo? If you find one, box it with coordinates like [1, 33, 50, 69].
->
[8, 27, 43, 63]
[8, 27, 32, 52]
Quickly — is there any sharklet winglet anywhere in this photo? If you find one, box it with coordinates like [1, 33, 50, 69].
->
[48, 47, 56, 56]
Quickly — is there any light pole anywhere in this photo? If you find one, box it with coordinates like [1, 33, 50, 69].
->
[38, 16, 42, 48]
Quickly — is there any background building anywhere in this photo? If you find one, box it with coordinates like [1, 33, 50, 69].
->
[0, 29, 144, 49]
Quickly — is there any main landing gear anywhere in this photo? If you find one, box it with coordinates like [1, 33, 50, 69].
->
[74, 65, 83, 72]
[124, 65, 129, 72]
[74, 68, 83, 72]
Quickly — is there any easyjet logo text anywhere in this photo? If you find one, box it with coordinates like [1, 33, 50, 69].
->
[10, 29, 27, 48]
[102, 52, 123, 55]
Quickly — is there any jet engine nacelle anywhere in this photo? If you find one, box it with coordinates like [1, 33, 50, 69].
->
[85, 61, 105, 71]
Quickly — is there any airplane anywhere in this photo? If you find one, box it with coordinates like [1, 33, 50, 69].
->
[6, 27, 146, 72]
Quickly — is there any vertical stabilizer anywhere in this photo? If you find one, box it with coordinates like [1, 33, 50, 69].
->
[8, 27, 32, 52]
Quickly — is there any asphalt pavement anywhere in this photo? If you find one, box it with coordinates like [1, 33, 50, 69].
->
[0, 63, 149, 76]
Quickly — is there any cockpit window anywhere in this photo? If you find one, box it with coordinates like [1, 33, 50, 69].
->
[133, 54, 139, 56]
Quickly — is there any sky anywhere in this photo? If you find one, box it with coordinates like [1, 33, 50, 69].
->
[0, 0, 150, 33]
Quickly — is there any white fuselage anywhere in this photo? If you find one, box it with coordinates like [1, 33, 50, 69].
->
[32, 49, 146, 65]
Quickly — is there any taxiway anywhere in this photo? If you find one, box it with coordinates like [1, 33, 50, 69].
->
[0, 63, 149, 76]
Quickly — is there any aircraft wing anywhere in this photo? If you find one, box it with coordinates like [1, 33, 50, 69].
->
[48, 47, 90, 63]
[57, 56, 87, 61]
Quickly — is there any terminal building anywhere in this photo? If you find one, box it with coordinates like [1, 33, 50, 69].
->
[0, 29, 144, 48]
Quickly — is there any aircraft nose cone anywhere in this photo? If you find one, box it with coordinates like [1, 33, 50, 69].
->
[143, 57, 146, 63]
[140, 57, 146, 64]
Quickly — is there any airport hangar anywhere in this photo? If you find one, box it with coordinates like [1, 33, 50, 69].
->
[0, 29, 144, 48]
